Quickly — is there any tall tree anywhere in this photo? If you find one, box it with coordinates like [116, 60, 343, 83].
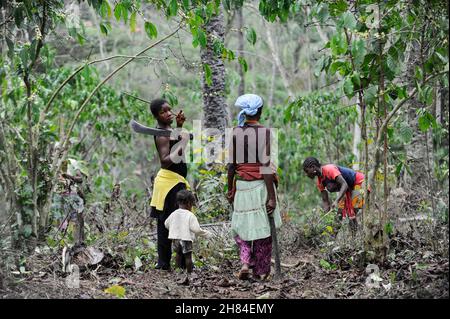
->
[237, 7, 245, 96]
[201, 8, 228, 132]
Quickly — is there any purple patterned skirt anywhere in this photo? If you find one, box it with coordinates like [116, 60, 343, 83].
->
[234, 235, 272, 276]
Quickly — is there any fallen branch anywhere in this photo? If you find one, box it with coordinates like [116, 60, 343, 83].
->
[271, 258, 315, 269]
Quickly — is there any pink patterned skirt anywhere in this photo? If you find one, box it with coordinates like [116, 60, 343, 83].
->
[234, 235, 272, 276]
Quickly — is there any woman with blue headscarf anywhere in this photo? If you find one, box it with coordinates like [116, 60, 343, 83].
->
[227, 94, 282, 281]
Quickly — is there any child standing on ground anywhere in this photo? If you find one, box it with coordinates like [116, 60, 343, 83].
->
[164, 190, 212, 282]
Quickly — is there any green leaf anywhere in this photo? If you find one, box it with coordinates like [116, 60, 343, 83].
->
[419, 86, 434, 106]
[399, 121, 413, 143]
[100, 23, 110, 35]
[329, 61, 345, 75]
[162, 90, 178, 106]
[435, 49, 448, 64]
[226, 49, 235, 61]
[169, 0, 178, 16]
[144, 22, 158, 39]
[316, 3, 329, 23]
[314, 55, 331, 77]
[330, 33, 347, 56]
[351, 39, 366, 66]
[192, 37, 199, 48]
[364, 85, 378, 105]
[418, 111, 435, 132]
[343, 77, 354, 98]
[395, 161, 403, 177]
[338, 12, 357, 30]
[203, 63, 212, 86]
[387, 126, 394, 139]
[238, 56, 248, 72]
[351, 72, 361, 87]
[328, 0, 348, 16]
[396, 86, 407, 100]
[100, 1, 112, 18]
[182, 0, 190, 11]
[122, 6, 128, 24]
[319, 259, 335, 270]
[384, 222, 394, 235]
[114, 3, 122, 21]
[246, 28, 257, 46]
[130, 11, 136, 32]
[197, 29, 207, 47]
[104, 285, 126, 298]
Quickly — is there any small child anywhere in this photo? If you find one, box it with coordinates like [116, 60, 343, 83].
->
[164, 190, 212, 282]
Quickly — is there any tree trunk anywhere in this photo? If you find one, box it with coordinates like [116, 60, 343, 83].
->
[264, 21, 294, 98]
[201, 9, 228, 132]
[403, 30, 434, 214]
[352, 102, 361, 171]
[237, 7, 245, 97]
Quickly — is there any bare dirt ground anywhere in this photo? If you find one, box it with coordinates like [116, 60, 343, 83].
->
[1, 189, 448, 300]
[1, 233, 448, 299]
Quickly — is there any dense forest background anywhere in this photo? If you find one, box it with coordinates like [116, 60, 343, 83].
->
[0, 0, 448, 299]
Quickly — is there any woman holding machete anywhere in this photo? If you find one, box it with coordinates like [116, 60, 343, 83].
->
[148, 98, 190, 271]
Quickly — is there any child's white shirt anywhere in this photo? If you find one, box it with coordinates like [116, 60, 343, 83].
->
[164, 208, 211, 241]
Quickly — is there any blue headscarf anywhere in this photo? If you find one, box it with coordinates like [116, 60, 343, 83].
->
[235, 94, 263, 127]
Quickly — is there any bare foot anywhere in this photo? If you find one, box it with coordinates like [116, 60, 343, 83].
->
[254, 273, 271, 281]
[238, 264, 250, 280]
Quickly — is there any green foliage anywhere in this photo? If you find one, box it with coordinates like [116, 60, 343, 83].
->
[203, 63, 213, 86]
[238, 56, 248, 73]
[1, 49, 143, 237]
[104, 285, 126, 298]
[1, 0, 448, 258]
[193, 164, 231, 223]
[417, 110, 436, 132]
[246, 27, 257, 46]
[319, 258, 337, 270]
[384, 221, 394, 236]
[275, 91, 358, 204]
[259, 0, 292, 22]
[144, 21, 158, 39]
[337, 11, 357, 30]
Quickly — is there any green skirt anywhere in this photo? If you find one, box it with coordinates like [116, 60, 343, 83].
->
[231, 179, 282, 241]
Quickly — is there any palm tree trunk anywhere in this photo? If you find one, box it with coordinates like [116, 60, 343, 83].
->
[237, 7, 245, 97]
[201, 8, 228, 132]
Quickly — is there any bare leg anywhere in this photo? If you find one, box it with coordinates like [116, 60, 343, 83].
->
[185, 252, 193, 274]
[177, 252, 193, 286]
[175, 244, 183, 270]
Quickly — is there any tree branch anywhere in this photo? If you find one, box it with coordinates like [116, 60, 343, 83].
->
[377, 69, 449, 148]
[369, 69, 449, 187]
[40, 24, 183, 229]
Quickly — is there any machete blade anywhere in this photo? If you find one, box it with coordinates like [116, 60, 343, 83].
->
[130, 119, 194, 140]
[130, 120, 171, 137]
